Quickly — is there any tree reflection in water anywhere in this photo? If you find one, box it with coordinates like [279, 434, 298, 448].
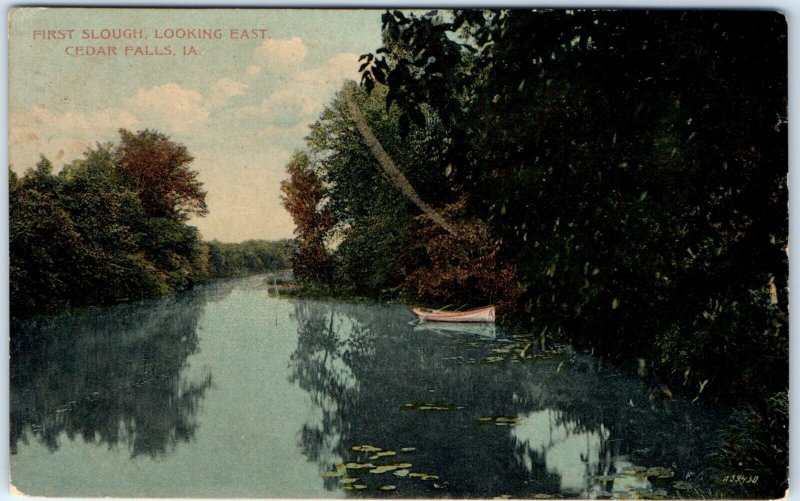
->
[287, 301, 372, 485]
[287, 301, 723, 498]
[512, 409, 610, 496]
[10, 281, 234, 459]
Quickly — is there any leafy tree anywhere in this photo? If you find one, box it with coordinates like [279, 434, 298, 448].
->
[341, 86, 456, 235]
[286, 79, 520, 303]
[10, 129, 212, 317]
[401, 199, 519, 312]
[10, 159, 82, 314]
[353, 10, 787, 494]
[362, 8, 787, 403]
[280, 152, 334, 283]
[292, 82, 464, 298]
[116, 129, 208, 221]
[58, 145, 162, 302]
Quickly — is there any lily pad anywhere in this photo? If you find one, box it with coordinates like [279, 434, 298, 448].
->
[353, 484, 368, 490]
[409, 473, 439, 481]
[352, 445, 383, 453]
[672, 481, 693, 490]
[477, 416, 520, 426]
[370, 465, 400, 474]
[340, 478, 359, 484]
[369, 463, 412, 474]
[393, 469, 411, 477]
[379, 485, 397, 491]
[344, 462, 376, 470]
[400, 447, 416, 452]
[645, 467, 674, 479]
[369, 451, 397, 459]
[619, 465, 647, 476]
[495, 417, 518, 423]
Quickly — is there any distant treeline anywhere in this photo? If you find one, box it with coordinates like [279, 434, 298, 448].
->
[9, 129, 293, 318]
[206, 239, 293, 278]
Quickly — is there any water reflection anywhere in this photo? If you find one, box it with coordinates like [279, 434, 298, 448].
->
[512, 409, 610, 496]
[288, 301, 379, 488]
[414, 322, 497, 338]
[10, 282, 232, 459]
[287, 301, 723, 498]
[10, 282, 726, 498]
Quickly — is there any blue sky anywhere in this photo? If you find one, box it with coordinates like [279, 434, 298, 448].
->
[9, 8, 384, 241]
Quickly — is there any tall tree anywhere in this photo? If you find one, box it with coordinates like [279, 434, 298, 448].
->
[362, 9, 788, 393]
[10, 131, 211, 316]
[356, 12, 787, 491]
[341, 85, 456, 236]
[9, 158, 82, 314]
[116, 129, 208, 221]
[280, 152, 334, 283]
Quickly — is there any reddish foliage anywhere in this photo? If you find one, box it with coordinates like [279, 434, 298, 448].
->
[402, 200, 520, 316]
[116, 129, 207, 221]
[280, 153, 334, 281]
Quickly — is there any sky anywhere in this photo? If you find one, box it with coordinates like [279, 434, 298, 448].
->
[5, 3, 800, 499]
[8, 8, 384, 242]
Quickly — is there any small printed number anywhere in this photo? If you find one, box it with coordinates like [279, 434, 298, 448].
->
[721, 475, 759, 484]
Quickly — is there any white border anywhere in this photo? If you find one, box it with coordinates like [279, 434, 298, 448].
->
[1, 2, 796, 501]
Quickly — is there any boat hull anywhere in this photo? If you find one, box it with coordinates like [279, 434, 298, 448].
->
[412, 305, 496, 323]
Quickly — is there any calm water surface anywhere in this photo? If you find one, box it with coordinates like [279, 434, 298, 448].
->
[11, 276, 724, 498]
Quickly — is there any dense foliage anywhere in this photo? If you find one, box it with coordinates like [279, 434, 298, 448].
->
[284, 10, 787, 494]
[364, 7, 788, 395]
[117, 129, 208, 221]
[206, 239, 294, 278]
[10, 130, 210, 317]
[280, 152, 335, 285]
[283, 83, 517, 304]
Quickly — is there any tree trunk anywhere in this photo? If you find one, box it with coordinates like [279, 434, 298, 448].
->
[342, 87, 457, 236]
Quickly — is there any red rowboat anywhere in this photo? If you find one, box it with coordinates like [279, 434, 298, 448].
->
[411, 305, 496, 323]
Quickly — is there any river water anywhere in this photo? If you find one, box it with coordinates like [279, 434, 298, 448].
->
[10, 275, 725, 498]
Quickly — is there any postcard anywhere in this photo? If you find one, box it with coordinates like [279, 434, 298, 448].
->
[8, 7, 788, 499]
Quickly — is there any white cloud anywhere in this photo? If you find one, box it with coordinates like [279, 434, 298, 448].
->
[125, 83, 209, 133]
[9, 82, 218, 170]
[264, 87, 323, 119]
[253, 37, 308, 67]
[293, 52, 361, 85]
[233, 89, 320, 128]
[11, 106, 140, 136]
[233, 52, 361, 128]
[278, 52, 360, 113]
[9, 106, 140, 170]
[208, 77, 248, 109]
